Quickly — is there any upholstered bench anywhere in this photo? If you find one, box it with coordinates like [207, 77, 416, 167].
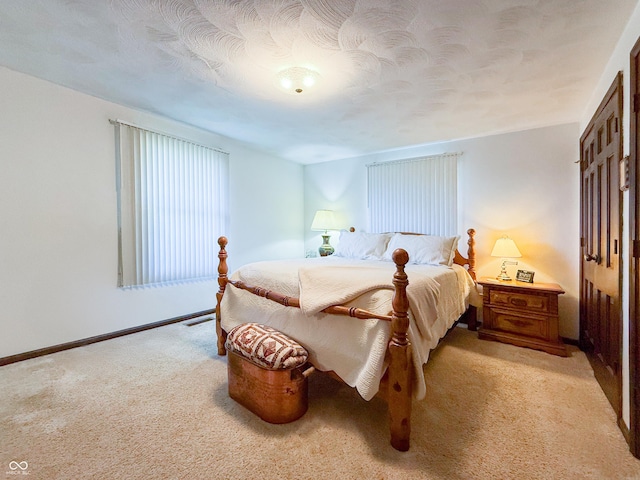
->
[225, 323, 314, 424]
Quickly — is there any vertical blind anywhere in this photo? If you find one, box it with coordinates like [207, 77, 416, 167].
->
[367, 153, 459, 235]
[113, 120, 229, 288]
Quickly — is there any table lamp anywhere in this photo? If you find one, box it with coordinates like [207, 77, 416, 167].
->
[491, 235, 522, 281]
[311, 209, 339, 256]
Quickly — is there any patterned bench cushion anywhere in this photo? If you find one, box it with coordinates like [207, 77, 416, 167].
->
[225, 323, 308, 370]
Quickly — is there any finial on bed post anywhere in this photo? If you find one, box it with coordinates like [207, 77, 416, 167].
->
[216, 236, 228, 356]
[390, 249, 410, 346]
[388, 248, 412, 451]
[467, 228, 476, 281]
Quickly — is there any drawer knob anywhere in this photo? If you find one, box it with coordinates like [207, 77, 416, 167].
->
[510, 298, 527, 307]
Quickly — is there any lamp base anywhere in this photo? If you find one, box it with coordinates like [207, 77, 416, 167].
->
[496, 259, 517, 281]
[318, 234, 334, 256]
[496, 271, 512, 282]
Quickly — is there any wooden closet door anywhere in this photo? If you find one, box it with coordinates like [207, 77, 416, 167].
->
[629, 36, 640, 459]
[579, 72, 623, 417]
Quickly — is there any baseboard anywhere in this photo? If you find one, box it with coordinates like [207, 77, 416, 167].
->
[0, 309, 215, 367]
[619, 416, 632, 446]
[561, 336, 580, 347]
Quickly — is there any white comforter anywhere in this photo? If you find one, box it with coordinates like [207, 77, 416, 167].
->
[220, 256, 479, 401]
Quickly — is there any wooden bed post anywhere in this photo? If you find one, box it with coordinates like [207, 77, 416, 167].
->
[216, 236, 228, 356]
[388, 248, 412, 452]
[466, 228, 476, 280]
[464, 228, 479, 331]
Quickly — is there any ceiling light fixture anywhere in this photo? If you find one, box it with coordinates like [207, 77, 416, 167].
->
[276, 67, 320, 94]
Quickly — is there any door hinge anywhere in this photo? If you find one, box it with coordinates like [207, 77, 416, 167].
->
[634, 239, 640, 258]
[635, 93, 640, 113]
[580, 237, 586, 248]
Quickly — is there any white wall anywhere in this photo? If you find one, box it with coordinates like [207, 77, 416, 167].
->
[578, 1, 640, 431]
[0, 66, 304, 358]
[304, 123, 580, 339]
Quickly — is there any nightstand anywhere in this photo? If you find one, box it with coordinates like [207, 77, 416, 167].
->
[478, 277, 567, 357]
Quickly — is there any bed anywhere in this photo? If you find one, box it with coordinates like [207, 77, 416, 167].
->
[215, 229, 480, 451]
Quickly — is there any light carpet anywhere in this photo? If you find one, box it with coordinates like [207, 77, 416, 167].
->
[2, 321, 639, 480]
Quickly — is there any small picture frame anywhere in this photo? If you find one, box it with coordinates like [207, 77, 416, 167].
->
[516, 270, 535, 283]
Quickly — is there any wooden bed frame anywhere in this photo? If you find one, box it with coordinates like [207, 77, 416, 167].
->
[215, 229, 476, 451]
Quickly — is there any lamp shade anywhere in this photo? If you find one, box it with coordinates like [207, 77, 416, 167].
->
[310, 210, 339, 232]
[490, 236, 522, 258]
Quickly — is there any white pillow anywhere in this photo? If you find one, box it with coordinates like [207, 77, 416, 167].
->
[382, 233, 460, 266]
[333, 231, 392, 260]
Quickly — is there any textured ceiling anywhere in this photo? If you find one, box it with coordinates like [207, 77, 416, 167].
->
[0, 0, 637, 163]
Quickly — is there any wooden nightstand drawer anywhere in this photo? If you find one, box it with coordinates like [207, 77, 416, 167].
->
[492, 310, 549, 340]
[489, 291, 549, 313]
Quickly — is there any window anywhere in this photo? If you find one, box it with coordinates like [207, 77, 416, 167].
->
[367, 153, 459, 235]
[113, 120, 229, 288]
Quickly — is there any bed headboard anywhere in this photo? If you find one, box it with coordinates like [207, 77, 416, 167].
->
[348, 227, 476, 281]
